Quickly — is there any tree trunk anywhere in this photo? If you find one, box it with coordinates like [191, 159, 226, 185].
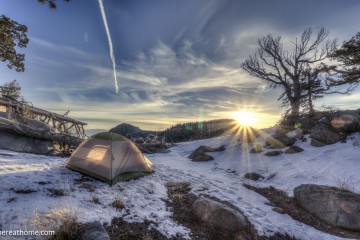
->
[286, 100, 300, 126]
[308, 91, 314, 115]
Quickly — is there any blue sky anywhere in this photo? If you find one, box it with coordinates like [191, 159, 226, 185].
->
[1, 0, 360, 132]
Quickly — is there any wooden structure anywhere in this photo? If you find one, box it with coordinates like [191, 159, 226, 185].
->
[0, 96, 87, 146]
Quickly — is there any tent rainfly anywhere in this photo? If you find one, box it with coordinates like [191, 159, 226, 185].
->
[66, 132, 153, 184]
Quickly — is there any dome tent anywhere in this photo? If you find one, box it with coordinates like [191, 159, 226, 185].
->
[66, 132, 153, 185]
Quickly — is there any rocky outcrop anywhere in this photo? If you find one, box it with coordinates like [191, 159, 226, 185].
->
[192, 197, 248, 232]
[188, 145, 225, 162]
[26, 119, 52, 132]
[310, 109, 360, 147]
[330, 109, 360, 132]
[310, 122, 346, 146]
[82, 222, 110, 240]
[265, 133, 296, 149]
[294, 184, 360, 231]
[0, 130, 52, 155]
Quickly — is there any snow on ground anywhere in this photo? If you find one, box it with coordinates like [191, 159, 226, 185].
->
[0, 130, 360, 240]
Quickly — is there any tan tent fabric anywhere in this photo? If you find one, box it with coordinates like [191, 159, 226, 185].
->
[66, 132, 153, 184]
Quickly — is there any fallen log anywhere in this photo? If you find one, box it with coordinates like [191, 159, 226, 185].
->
[0, 117, 83, 147]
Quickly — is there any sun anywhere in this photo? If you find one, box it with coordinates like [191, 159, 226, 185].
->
[234, 111, 258, 127]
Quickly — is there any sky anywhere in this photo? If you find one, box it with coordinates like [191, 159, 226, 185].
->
[1, 0, 360, 133]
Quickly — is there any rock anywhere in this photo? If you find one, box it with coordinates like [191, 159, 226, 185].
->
[133, 137, 144, 144]
[310, 122, 345, 145]
[353, 140, 360, 147]
[301, 138, 307, 142]
[285, 146, 304, 154]
[286, 128, 303, 139]
[330, 109, 360, 133]
[294, 184, 360, 231]
[264, 150, 283, 156]
[191, 154, 214, 162]
[0, 130, 52, 155]
[310, 138, 328, 147]
[26, 119, 52, 131]
[265, 133, 296, 149]
[192, 197, 248, 232]
[272, 207, 286, 214]
[188, 145, 225, 161]
[82, 222, 110, 240]
[249, 144, 263, 153]
[244, 172, 264, 181]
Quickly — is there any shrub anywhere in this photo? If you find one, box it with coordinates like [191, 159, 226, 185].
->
[48, 188, 65, 197]
[335, 177, 355, 192]
[32, 206, 83, 240]
[111, 199, 125, 210]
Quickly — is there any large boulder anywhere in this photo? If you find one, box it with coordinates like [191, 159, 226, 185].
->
[192, 197, 248, 232]
[192, 154, 214, 162]
[265, 133, 296, 149]
[294, 184, 360, 231]
[188, 145, 225, 161]
[0, 130, 52, 155]
[310, 122, 345, 146]
[330, 109, 360, 133]
[82, 222, 110, 240]
[310, 109, 360, 146]
[310, 138, 328, 147]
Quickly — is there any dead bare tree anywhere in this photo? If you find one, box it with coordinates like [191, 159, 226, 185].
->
[242, 27, 337, 125]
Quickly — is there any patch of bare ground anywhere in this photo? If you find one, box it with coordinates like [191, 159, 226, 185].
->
[243, 184, 360, 239]
[165, 181, 298, 240]
[105, 218, 169, 240]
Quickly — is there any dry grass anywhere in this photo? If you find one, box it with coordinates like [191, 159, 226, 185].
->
[47, 188, 65, 197]
[335, 177, 355, 192]
[91, 195, 100, 204]
[79, 183, 96, 192]
[111, 199, 125, 210]
[32, 206, 84, 240]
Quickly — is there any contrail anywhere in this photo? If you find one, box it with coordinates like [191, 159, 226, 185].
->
[98, 0, 119, 93]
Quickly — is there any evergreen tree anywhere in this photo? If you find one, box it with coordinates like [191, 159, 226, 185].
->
[0, 80, 22, 100]
[0, 15, 29, 72]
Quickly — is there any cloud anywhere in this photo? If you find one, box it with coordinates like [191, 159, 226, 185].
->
[30, 37, 91, 59]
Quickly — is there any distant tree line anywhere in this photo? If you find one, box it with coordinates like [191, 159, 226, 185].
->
[109, 119, 241, 143]
[162, 119, 238, 142]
